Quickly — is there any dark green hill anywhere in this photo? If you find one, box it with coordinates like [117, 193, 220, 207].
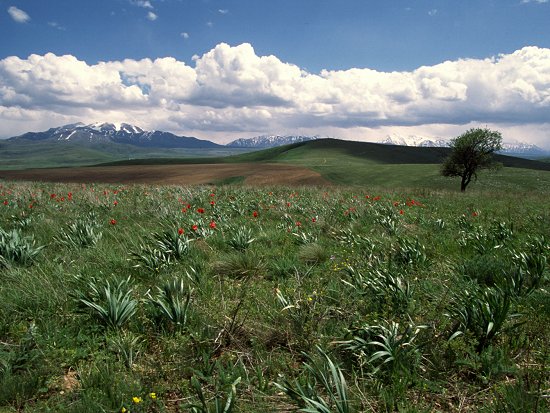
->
[97, 138, 550, 171]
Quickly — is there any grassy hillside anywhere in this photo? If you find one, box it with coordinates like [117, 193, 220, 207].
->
[0, 181, 548, 412]
[0, 140, 251, 170]
[95, 139, 550, 192]
[4, 138, 550, 193]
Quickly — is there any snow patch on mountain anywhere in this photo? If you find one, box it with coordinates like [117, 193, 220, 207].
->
[379, 134, 450, 148]
[226, 135, 325, 148]
[9, 122, 221, 149]
[379, 134, 548, 157]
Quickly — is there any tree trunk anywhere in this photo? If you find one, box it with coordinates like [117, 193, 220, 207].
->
[460, 175, 467, 192]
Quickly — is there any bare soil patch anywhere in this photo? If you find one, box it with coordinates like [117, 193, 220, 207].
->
[0, 163, 329, 186]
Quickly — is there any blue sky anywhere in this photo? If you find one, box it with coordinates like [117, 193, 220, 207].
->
[1, 0, 550, 146]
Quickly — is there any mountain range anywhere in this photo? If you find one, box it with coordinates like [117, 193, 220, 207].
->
[5, 123, 548, 157]
[379, 134, 548, 157]
[9, 122, 221, 149]
[226, 134, 322, 148]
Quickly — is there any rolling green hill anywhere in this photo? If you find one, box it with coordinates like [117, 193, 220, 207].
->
[4, 138, 550, 192]
[0, 139, 251, 170]
[93, 139, 550, 191]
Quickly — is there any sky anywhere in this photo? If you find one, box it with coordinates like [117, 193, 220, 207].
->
[1, 0, 550, 147]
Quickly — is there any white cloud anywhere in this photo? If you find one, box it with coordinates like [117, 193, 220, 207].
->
[218, 9, 229, 14]
[1, 44, 550, 147]
[521, 0, 548, 3]
[428, 9, 438, 16]
[7, 6, 30, 23]
[206, 21, 213, 27]
[181, 32, 190, 39]
[146, 11, 157, 21]
[131, 0, 153, 9]
[48, 21, 66, 31]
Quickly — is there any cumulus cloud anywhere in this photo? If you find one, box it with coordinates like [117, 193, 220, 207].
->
[181, 32, 190, 39]
[1, 44, 550, 146]
[146, 11, 157, 21]
[218, 9, 229, 14]
[7, 6, 30, 23]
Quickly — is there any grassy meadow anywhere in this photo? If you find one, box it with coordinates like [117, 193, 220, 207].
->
[0, 140, 252, 171]
[0, 175, 549, 412]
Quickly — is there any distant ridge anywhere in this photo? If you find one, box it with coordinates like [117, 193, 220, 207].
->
[9, 122, 222, 149]
[379, 134, 549, 157]
[226, 135, 322, 148]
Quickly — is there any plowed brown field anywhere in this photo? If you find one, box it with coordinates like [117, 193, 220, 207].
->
[0, 163, 329, 186]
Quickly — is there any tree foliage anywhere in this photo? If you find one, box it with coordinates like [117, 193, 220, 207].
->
[441, 128, 503, 192]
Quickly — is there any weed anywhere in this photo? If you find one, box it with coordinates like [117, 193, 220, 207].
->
[226, 226, 255, 252]
[147, 278, 193, 328]
[76, 277, 138, 329]
[0, 227, 44, 266]
[446, 286, 520, 352]
[212, 252, 265, 279]
[338, 320, 427, 379]
[107, 331, 144, 369]
[298, 242, 329, 264]
[275, 347, 352, 413]
[56, 212, 102, 248]
[185, 376, 241, 413]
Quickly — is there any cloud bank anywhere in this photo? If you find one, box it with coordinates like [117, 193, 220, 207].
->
[1, 43, 549, 146]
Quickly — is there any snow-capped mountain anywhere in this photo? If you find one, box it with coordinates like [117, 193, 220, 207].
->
[379, 134, 449, 148]
[499, 142, 548, 156]
[9, 122, 221, 149]
[379, 134, 548, 157]
[226, 135, 323, 148]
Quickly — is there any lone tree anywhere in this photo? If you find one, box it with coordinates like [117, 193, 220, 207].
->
[441, 128, 503, 192]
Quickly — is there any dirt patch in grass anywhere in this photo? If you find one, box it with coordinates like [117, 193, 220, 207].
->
[0, 163, 329, 186]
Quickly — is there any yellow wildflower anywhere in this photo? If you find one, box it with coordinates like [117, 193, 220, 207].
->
[132, 396, 142, 404]
[149, 392, 157, 399]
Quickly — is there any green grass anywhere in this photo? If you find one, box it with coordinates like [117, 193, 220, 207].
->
[0, 180, 549, 412]
[89, 139, 550, 191]
[0, 140, 252, 170]
[6, 138, 549, 194]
